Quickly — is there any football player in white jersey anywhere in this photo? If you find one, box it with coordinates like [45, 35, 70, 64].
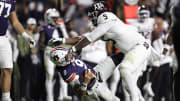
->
[66, 1, 160, 101]
[131, 5, 154, 41]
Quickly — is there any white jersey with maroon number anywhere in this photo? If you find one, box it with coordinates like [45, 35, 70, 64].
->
[85, 12, 146, 53]
[131, 18, 154, 40]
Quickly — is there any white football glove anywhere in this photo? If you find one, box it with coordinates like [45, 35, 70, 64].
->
[22, 32, 36, 48]
[48, 37, 66, 47]
[143, 82, 155, 97]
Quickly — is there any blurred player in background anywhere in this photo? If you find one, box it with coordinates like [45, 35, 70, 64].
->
[39, 8, 71, 101]
[0, 0, 35, 101]
[151, 17, 173, 101]
[68, 1, 160, 101]
[131, 5, 154, 41]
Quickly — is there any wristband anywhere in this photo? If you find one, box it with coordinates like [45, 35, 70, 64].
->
[62, 38, 66, 44]
[81, 83, 87, 91]
[72, 46, 76, 52]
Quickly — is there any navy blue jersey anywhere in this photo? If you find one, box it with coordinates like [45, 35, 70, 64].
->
[57, 59, 94, 87]
[40, 24, 63, 46]
[0, 0, 15, 35]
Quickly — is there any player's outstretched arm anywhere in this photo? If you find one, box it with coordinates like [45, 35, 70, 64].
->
[48, 37, 81, 47]
[71, 36, 91, 52]
[71, 20, 113, 52]
[65, 37, 82, 45]
[8, 11, 35, 48]
[8, 12, 25, 35]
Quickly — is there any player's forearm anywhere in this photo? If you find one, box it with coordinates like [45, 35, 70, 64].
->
[167, 34, 173, 45]
[79, 82, 88, 97]
[73, 37, 91, 52]
[65, 37, 81, 45]
[9, 12, 25, 34]
[12, 21, 25, 34]
[106, 41, 113, 56]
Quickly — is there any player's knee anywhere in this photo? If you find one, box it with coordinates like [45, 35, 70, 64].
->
[119, 68, 128, 78]
[119, 62, 134, 74]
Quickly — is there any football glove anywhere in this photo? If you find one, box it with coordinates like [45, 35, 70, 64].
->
[22, 32, 36, 48]
[143, 82, 155, 97]
[48, 37, 66, 47]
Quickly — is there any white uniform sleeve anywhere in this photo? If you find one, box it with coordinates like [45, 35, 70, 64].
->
[86, 12, 117, 42]
[58, 22, 69, 38]
[86, 21, 114, 42]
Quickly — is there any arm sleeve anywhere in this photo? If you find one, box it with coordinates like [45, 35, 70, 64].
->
[152, 39, 163, 54]
[61, 24, 69, 38]
[85, 21, 114, 42]
[10, 0, 16, 12]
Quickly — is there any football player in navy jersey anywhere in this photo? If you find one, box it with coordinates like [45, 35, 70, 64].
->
[0, 0, 35, 101]
[49, 46, 123, 101]
[39, 8, 81, 101]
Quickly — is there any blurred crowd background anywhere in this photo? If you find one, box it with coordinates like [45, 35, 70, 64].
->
[0, 0, 179, 101]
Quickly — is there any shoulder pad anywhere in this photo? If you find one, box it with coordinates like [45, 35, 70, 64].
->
[39, 24, 47, 32]
[97, 12, 117, 24]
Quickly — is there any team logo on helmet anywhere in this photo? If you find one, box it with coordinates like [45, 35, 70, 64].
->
[88, 1, 108, 26]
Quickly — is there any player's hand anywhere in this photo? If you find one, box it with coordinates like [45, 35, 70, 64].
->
[143, 82, 155, 97]
[48, 37, 65, 47]
[83, 69, 96, 84]
[30, 39, 36, 48]
[22, 32, 36, 48]
[68, 46, 77, 54]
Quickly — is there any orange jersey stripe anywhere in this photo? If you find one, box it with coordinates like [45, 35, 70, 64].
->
[67, 73, 76, 83]
[56, 20, 64, 24]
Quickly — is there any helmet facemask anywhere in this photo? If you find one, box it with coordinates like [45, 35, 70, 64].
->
[137, 5, 150, 23]
[50, 47, 71, 67]
[138, 10, 150, 22]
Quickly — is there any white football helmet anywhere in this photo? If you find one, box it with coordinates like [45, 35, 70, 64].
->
[137, 5, 150, 22]
[44, 8, 60, 26]
[50, 46, 70, 66]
